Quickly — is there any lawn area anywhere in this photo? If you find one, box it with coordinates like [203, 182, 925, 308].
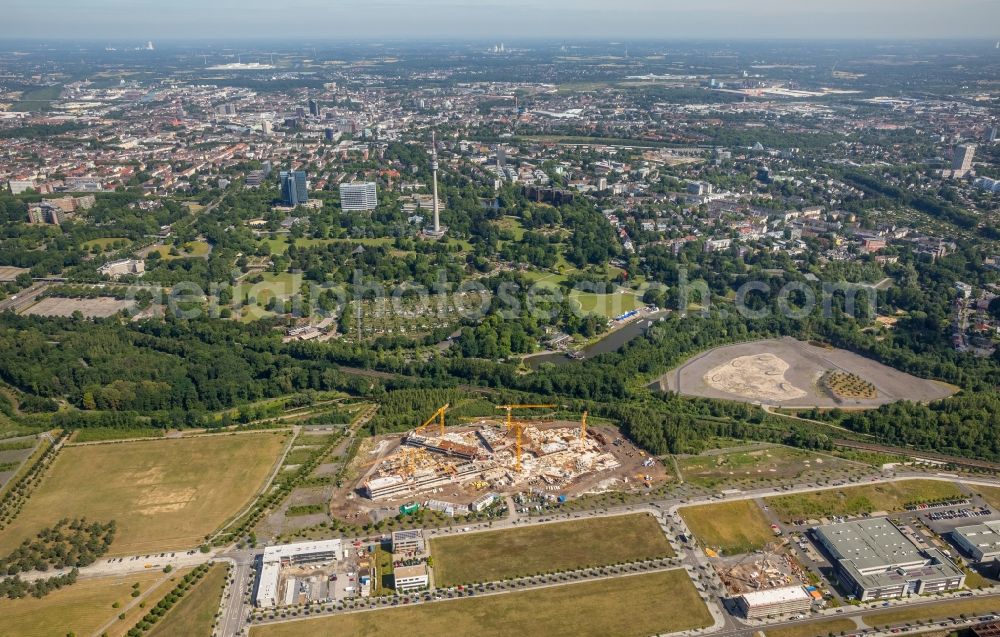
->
[0, 432, 289, 555]
[251, 569, 711, 637]
[82, 237, 132, 251]
[265, 236, 408, 254]
[147, 240, 211, 260]
[283, 446, 319, 465]
[0, 571, 164, 637]
[497, 215, 526, 240]
[430, 513, 672, 586]
[678, 446, 850, 490]
[864, 597, 1000, 627]
[679, 500, 776, 555]
[263, 237, 340, 255]
[765, 480, 964, 523]
[521, 269, 570, 287]
[236, 272, 302, 310]
[763, 618, 857, 637]
[569, 288, 644, 319]
[146, 563, 228, 637]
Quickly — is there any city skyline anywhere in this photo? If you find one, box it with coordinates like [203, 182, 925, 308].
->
[2, 0, 1000, 40]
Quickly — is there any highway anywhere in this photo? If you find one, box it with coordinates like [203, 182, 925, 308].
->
[0, 281, 49, 313]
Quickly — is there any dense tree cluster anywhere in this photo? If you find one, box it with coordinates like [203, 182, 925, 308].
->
[0, 518, 115, 575]
[0, 568, 78, 600]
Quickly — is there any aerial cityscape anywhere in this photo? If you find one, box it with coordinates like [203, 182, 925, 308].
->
[1, 2, 1000, 637]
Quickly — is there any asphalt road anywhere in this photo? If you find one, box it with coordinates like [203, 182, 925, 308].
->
[220, 470, 1000, 637]
[17, 466, 999, 637]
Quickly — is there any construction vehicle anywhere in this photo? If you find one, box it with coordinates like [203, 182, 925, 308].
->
[495, 404, 557, 472]
[415, 404, 449, 436]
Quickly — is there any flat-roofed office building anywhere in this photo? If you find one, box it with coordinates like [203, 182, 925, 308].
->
[813, 519, 965, 600]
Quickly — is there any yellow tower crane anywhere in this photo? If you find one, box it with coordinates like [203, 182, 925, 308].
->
[414, 404, 449, 437]
[580, 410, 588, 445]
[495, 404, 557, 472]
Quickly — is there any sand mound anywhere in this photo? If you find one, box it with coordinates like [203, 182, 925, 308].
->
[703, 353, 807, 402]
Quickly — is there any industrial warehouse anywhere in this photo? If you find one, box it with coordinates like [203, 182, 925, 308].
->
[812, 519, 965, 601]
[336, 405, 664, 519]
[952, 520, 1000, 562]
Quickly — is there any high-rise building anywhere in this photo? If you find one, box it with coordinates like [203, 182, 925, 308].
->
[989, 127, 998, 143]
[280, 171, 308, 207]
[260, 119, 272, 135]
[339, 182, 378, 211]
[952, 144, 977, 176]
[308, 99, 320, 117]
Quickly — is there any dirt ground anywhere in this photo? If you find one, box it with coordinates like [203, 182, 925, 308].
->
[23, 296, 134, 318]
[657, 337, 956, 408]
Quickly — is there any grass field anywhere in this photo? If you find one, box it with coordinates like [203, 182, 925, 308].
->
[147, 563, 228, 637]
[263, 236, 421, 256]
[82, 237, 132, 251]
[148, 240, 211, 260]
[69, 427, 165, 443]
[521, 269, 571, 286]
[11, 85, 63, 112]
[263, 237, 340, 255]
[106, 568, 196, 637]
[0, 432, 288, 555]
[0, 571, 164, 637]
[973, 485, 1000, 510]
[678, 446, 850, 490]
[496, 216, 526, 240]
[765, 480, 963, 523]
[763, 618, 857, 637]
[680, 500, 776, 555]
[251, 569, 711, 637]
[864, 597, 1000, 627]
[569, 288, 644, 319]
[0, 434, 50, 499]
[430, 514, 672, 586]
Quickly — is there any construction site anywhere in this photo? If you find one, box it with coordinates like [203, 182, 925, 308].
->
[331, 405, 668, 520]
[714, 541, 815, 597]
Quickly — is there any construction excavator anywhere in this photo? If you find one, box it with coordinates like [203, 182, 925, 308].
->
[495, 404, 556, 472]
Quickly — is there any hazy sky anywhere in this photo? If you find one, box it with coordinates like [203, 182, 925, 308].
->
[2, 0, 998, 40]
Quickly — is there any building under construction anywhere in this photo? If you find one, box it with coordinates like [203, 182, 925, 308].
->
[356, 406, 635, 505]
[715, 542, 812, 597]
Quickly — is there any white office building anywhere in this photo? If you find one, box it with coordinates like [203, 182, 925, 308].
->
[736, 586, 813, 619]
[394, 564, 429, 591]
[339, 182, 378, 211]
